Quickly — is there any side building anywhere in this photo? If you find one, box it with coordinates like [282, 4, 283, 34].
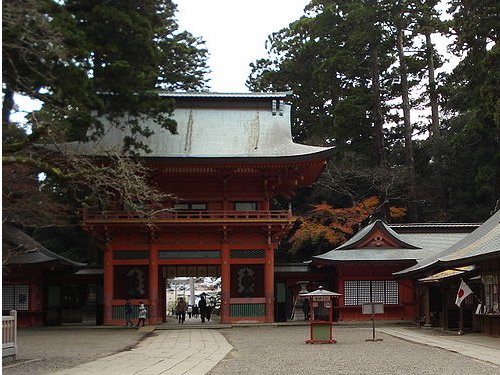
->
[62, 92, 334, 325]
[2, 226, 97, 327]
[286, 220, 478, 322]
[395, 209, 500, 336]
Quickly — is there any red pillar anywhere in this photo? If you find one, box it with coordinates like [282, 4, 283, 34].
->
[265, 242, 275, 322]
[221, 242, 231, 323]
[103, 244, 114, 325]
[149, 242, 159, 324]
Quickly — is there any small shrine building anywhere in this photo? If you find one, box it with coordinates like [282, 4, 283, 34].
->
[64, 92, 334, 325]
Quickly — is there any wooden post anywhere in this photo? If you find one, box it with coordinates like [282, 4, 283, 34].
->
[423, 285, 432, 328]
[103, 245, 114, 325]
[265, 242, 275, 322]
[11, 310, 17, 354]
[221, 242, 231, 324]
[149, 242, 159, 324]
[458, 303, 464, 335]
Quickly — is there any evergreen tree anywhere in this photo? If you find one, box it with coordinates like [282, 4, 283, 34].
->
[436, 0, 500, 220]
[2, 0, 210, 229]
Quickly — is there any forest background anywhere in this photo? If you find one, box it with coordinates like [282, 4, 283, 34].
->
[2, 0, 499, 263]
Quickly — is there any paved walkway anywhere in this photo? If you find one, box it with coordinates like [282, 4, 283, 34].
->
[378, 327, 500, 366]
[48, 324, 499, 374]
[51, 327, 232, 375]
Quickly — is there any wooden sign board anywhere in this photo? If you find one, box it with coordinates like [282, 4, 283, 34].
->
[312, 296, 330, 302]
[362, 303, 384, 315]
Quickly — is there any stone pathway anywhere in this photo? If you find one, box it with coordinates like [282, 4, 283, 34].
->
[51, 328, 232, 375]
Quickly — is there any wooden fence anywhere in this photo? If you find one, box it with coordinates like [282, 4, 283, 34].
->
[2, 310, 17, 360]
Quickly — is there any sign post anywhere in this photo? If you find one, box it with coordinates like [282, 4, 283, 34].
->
[362, 303, 384, 342]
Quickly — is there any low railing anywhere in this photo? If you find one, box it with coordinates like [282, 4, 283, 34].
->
[83, 209, 293, 223]
[2, 310, 17, 360]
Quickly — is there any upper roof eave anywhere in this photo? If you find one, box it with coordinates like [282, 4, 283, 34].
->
[158, 91, 294, 99]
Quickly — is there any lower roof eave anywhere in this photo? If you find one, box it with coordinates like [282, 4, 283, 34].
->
[141, 150, 334, 165]
[83, 148, 335, 165]
[393, 261, 441, 279]
[441, 250, 500, 269]
[313, 258, 418, 266]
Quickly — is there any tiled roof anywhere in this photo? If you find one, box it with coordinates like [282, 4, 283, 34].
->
[313, 220, 471, 264]
[314, 220, 422, 263]
[397, 232, 469, 260]
[314, 248, 425, 262]
[3, 226, 85, 266]
[395, 210, 500, 276]
[55, 91, 334, 160]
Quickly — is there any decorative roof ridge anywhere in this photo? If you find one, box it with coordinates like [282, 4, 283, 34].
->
[336, 219, 420, 250]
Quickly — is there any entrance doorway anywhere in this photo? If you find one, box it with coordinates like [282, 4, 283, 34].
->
[161, 265, 221, 325]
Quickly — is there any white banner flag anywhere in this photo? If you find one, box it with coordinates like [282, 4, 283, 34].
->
[455, 279, 473, 307]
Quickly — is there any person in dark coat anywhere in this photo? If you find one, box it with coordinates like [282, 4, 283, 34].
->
[125, 300, 134, 327]
[206, 304, 212, 322]
[198, 293, 207, 323]
[302, 298, 310, 321]
[176, 297, 187, 324]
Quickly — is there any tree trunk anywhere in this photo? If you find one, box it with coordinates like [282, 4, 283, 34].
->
[426, 31, 440, 138]
[2, 87, 14, 126]
[369, 42, 386, 168]
[397, 26, 418, 222]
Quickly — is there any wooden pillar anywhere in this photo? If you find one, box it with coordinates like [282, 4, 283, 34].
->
[103, 244, 114, 325]
[338, 268, 344, 321]
[265, 238, 275, 322]
[148, 241, 159, 324]
[221, 240, 231, 323]
[423, 285, 431, 328]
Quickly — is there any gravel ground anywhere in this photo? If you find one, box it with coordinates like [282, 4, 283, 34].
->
[3, 325, 499, 375]
[208, 326, 500, 375]
[2, 327, 149, 375]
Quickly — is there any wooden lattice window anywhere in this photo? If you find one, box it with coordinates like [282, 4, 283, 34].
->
[235, 202, 257, 211]
[173, 203, 207, 210]
[2, 284, 29, 311]
[343, 280, 399, 306]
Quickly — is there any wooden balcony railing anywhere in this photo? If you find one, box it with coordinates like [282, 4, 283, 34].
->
[82, 209, 293, 225]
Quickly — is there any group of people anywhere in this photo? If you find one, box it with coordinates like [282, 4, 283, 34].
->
[124, 300, 147, 327]
[124, 294, 215, 327]
[175, 294, 213, 323]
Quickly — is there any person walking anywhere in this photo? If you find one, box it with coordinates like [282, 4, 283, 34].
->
[124, 300, 134, 327]
[198, 293, 207, 323]
[176, 297, 187, 323]
[206, 304, 212, 322]
[136, 301, 147, 327]
[302, 297, 310, 321]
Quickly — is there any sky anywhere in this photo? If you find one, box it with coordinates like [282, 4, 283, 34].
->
[14, 1, 458, 123]
[15, 0, 310, 122]
[174, 0, 310, 93]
